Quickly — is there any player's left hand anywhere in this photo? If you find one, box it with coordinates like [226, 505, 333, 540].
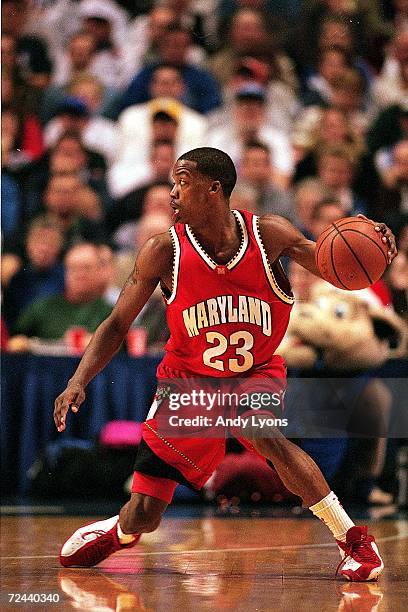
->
[357, 214, 397, 264]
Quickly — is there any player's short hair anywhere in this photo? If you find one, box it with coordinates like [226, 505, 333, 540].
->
[177, 147, 237, 198]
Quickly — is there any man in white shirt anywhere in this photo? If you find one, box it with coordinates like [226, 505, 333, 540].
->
[206, 83, 294, 190]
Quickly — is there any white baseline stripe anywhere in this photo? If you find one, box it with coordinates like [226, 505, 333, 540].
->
[1, 532, 406, 560]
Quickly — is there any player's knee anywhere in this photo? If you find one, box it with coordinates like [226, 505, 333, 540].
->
[120, 494, 165, 534]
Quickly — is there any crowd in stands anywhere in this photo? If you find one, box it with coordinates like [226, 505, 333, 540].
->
[2, 0, 408, 354]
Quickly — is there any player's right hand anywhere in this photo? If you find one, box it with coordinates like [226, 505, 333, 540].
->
[54, 383, 86, 432]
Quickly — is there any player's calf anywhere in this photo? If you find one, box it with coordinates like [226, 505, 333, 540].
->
[119, 492, 167, 534]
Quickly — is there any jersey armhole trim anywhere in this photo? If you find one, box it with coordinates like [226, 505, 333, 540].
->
[166, 226, 181, 304]
[252, 215, 295, 305]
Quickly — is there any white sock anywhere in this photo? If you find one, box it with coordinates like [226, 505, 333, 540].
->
[117, 522, 137, 544]
[309, 491, 354, 542]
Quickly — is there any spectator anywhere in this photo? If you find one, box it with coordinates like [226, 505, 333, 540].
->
[372, 31, 408, 109]
[42, 173, 105, 245]
[26, 131, 111, 217]
[295, 69, 373, 149]
[118, 24, 222, 115]
[293, 178, 328, 238]
[371, 139, 408, 229]
[316, 145, 367, 214]
[313, 13, 371, 77]
[302, 45, 352, 106]
[107, 142, 174, 233]
[386, 224, 408, 323]
[239, 141, 294, 219]
[367, 102, 408, 154]
[41, 72, 119, 124]
[49, 131, 106, 182]
[128, 213, 171, 352]
[24, 0, 129, 66]
[51, 31, 97, 87]
[108, 95, 206, 197]
[164, 0, 217, 53]
[112, 183, 172, 251]
[209, 55, 300, 135]
[1, 102, 44, 170]
[210, 7, 295, 88]
[229, 182, 259, 213]
[77, 0, 130, 88]
[206, 83, 293, 189]
[309, 197, 345, 240]
[44, 96, 118, 164]
[124, 3, 208, 75]
[1, 105, 45, 230]
[389, 0, 408, 30]
[1, 33, 43, 115]
[98, 244, 121, 306]
[293, 106, 366, 183]
[8, 242, 112, 349]
[1, 0, 53, 89]
[2, 216, 65, 328]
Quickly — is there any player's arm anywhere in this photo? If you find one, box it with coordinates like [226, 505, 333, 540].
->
[54, 233, 173, 432]
[259, 214, 398, 275]
[259, 214, 322, 276]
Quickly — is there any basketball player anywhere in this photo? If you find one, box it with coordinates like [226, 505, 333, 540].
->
[55, 148, 397, 580]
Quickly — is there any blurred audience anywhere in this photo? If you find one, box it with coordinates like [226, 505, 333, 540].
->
[302, 45, 352, 107]
[111, 183, 172, 252]
[207, 82, 293, 189]
[293, 106, 366, 182]
[109, 93, 206, 198]
[238, 141, 294, 219]
[309, 198, 345, 240]
[1, 0, 406, 370]
[8, 242, 112, 350]
[43, 96, 118, 164]
[293, 178, 328, 238]
[118, 24, 222, 115]
[315, 145, 366, 215]
[387, 224, 408, 322]
[373, 29, 408, 108]
[1, 0, 53, 89]
[210, 7, 295, 87]
[2, 217, 65, 328]
[39, 173, 105, 245]
[372, 139, 408, 229]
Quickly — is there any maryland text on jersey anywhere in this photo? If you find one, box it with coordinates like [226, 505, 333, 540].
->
[182, 294, 272, 338]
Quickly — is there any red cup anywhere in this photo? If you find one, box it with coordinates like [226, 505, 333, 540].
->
[66, 327, 88, 355]
[127, 327, 148, 357]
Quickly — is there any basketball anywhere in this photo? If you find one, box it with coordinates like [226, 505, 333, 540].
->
[315, 217, 389, 290]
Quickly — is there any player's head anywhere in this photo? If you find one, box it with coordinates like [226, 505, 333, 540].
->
[177, 147, 237, 197]
[171, 148, 237, 224]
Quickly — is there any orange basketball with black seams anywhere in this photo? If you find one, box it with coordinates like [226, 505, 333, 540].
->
[315, 217, 389, 290]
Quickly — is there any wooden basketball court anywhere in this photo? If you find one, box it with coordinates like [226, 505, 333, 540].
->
[1, 513, 407, 610]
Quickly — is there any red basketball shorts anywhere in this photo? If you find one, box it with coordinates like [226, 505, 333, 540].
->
[131, 355, 287, 503]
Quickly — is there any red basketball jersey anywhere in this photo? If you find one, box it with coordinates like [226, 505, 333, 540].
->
[159, 209, 294, 377]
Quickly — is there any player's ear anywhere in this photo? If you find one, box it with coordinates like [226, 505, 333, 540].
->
[210, 181, 221, 193]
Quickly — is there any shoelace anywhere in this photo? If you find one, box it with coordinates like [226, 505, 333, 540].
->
[335, 536, 376, 576]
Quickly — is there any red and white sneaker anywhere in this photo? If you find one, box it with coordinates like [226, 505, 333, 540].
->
[336, 526, 384, 581]
[59, 515, 140, 567]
